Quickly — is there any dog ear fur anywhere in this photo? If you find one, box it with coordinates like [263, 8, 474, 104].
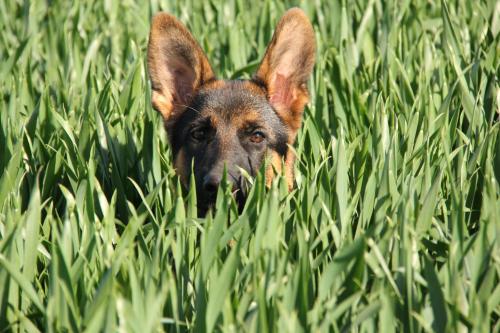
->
[254, 8, 316, 139]
[147, 13, 215, 123]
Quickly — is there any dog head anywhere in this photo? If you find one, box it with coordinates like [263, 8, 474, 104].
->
[147, 8, 315, 213]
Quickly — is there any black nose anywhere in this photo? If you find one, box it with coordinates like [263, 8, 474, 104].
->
[203, 174, 221, 194]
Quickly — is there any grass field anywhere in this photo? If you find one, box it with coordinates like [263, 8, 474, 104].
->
[1, 0, 499, 332]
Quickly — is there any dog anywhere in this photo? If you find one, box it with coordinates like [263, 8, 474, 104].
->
[147, 8, 316, 214]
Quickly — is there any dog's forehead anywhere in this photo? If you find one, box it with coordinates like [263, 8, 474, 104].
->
[193, 80, 277, 123]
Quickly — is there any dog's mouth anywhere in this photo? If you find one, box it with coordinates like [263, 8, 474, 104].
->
[197, 183, 248, 216]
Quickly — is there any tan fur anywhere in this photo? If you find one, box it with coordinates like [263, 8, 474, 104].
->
[202, 79, 227, 90]
[231, 110, 260, 129]
[242, 80, 268, 96]
[284, 150, 296, 190]
[174, 148, 188, 184]
[265, 151, 284, 187]
[264, 150, 296, 190]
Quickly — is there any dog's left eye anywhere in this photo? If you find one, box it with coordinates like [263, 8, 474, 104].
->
[250, 131, 265, 143]
[191, 129, 207, 141]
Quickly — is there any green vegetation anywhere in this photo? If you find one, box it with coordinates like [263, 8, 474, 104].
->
[1, 0, 499, 331]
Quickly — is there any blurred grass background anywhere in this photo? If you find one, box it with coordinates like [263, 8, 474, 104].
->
[0, 0, 499, 332]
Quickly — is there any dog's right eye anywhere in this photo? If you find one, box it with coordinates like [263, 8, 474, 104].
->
[190, 128, 207, 141]
[249, 131, 265, 144]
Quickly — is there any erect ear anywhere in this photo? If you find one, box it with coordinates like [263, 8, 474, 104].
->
[147, 13, 215, 122]
[254, 8, 316, 140]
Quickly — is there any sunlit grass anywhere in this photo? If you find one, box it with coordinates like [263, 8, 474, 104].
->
[0, 0, 499, 332]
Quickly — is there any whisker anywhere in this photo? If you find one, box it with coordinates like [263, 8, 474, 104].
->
[229, 172, 239, 184]
[172, 102, 202, 114]
[247, 156, 255, 176]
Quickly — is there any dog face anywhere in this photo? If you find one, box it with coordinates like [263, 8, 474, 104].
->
[147, 8, 315, 213]
[169, 80, 290, 210]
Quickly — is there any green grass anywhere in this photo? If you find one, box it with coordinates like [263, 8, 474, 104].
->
[1, 0, 499, 332]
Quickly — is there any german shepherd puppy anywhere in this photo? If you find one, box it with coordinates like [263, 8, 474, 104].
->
[147, 8, 315, 213]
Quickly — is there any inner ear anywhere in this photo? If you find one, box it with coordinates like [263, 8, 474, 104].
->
[147, 13, 215, 123]
[254, 8, 316, 139]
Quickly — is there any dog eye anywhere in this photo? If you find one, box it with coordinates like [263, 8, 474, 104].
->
[250, 131, 265, 143]
[191, 129, 207, 141]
